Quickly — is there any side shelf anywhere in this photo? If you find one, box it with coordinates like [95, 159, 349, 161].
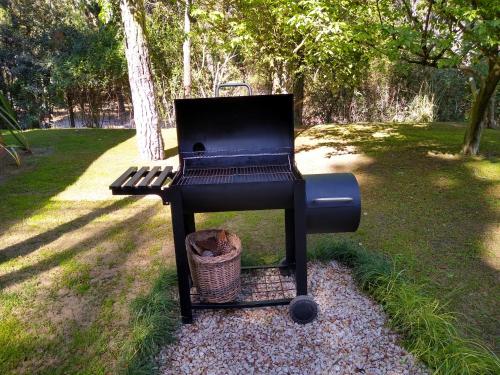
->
[109, 166, 175, 199]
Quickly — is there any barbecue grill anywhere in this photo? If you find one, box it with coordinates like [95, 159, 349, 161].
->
[110, 83, 361, 324]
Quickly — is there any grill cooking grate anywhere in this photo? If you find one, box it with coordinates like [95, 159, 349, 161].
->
[178, 164, 295, 185]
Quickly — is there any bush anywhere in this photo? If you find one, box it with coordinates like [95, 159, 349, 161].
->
[405, 91, 435, 123]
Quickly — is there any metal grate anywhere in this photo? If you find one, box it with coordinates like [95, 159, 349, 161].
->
[190, 267, 296, 303]
[178, 164, 295, 185]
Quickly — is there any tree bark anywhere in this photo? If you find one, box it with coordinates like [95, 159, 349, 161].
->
[485, 94, 497, 129]
[66, 90, 75, 128]
[120, 0, 165, 160]
[462, 58, 500, 155]
[293, 71, 305, 128]
[183, 0, 192, 98]
[88, 89, 102, 128]
[117, 87, 126, 115]
[265, 69, 273, 94]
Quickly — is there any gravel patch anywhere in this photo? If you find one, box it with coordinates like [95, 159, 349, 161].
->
[158, 261, 428, 375]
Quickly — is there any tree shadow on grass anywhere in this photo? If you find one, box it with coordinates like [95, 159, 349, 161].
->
[0, 198, 134, 264]
[0, 129, 180, 372]
[1, 201, 166, 373]
[296, 122, 499, 157]
[164, 146, 178, 159]
[0, 129, 136, 229]
[0, 198, 151, 291]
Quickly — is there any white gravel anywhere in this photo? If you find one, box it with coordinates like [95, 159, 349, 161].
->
[157, 261, 428, 375]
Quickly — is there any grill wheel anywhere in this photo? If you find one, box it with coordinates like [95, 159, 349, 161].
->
[288, 295, 319, 324]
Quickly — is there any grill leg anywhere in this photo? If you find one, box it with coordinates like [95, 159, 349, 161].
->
[184, 213, 195, 234]
[285, 209, 295, 265]
[294, 182, 307, 295]
[281, 208, 296, 275]
[184, 212, 196, 289]
[171, 193, 193, 324]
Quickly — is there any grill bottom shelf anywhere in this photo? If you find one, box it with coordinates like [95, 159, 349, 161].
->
[190, 265, 296, 309]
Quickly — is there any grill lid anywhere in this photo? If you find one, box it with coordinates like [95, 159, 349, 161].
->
[174, 94, 294, 160]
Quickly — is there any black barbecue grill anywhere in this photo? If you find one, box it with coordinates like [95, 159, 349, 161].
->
[110, 83, 361, 324]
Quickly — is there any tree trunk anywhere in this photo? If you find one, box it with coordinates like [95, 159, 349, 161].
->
[462, 58, 500, 155]
[79, 94, 90, 127]
[485, 94, 497, 129]
[120, 0, 165, 160]
[183, 0, 192, 98]
[293, 71, 305, 128]
[117, 87, 126, 115]
[265, 68, 273, 94]
[66, 90, 75, 128]
[88, 89, 102, 128]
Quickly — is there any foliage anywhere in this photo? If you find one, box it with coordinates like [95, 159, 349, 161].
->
[0, 91, 30, 165]
[304, 60, 470, 124]
[376, 0, 499, 69]
[143, 0, 476, 128]
[0, 0, 78, 127]
[0, 0, 127, 128]
[0, 92, 30, 149]
[310, 239, 500, 374]
[229, 0, 373, 93]
[0, 0, 490, 138]
[0, 138, 20, 166]
[146, 0, 184, 125]
[406, 85, 435, 122]
[375, 0, 499, 153]
[52, 22, 127, 127]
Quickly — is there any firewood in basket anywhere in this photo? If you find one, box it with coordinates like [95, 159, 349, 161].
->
[195, 237, 218, 253]
[191, 241, 205, 256]
[216, 230, 234, 254]
[195, 230, 234, 256]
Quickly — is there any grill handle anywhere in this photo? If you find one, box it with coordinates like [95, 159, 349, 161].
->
[215, 82, 253, 97]
[313, 197, 353, 204]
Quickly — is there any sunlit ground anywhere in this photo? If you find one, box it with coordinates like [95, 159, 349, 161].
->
[0, 122, 498, 373]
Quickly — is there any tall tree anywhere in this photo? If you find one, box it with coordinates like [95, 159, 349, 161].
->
[234, 0, 372, 127]
[183, 0, 192, 98]
[377, 0, 499, 155]
[236, 0, 307, 125]
[119, 0, 165, 160]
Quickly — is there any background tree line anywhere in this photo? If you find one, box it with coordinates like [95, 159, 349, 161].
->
[0, 0, 498, 157]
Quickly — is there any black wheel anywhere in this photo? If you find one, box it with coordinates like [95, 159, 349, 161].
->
[289, 296, 318, 324]
[279, 258, 294, 276]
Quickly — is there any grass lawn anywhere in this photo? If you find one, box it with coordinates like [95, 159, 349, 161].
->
[0, 123, 498, 373]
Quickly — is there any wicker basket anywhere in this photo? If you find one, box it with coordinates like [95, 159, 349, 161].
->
[186, 230, 242, 303]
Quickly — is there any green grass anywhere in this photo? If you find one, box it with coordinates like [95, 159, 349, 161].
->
[301, 122, 499, 350]
[310, 239, 500, 374]
[119, 268, 178, 375]
[0, 128, 179, 374]
[0, 316, 39, 374]
[0, 123, 498, 373]
[60, 259, 92, 294]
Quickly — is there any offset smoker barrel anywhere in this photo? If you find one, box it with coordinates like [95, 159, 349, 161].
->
[304, 173, 361, 233]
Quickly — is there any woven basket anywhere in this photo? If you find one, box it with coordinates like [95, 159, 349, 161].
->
[186, 230, 241, 303]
